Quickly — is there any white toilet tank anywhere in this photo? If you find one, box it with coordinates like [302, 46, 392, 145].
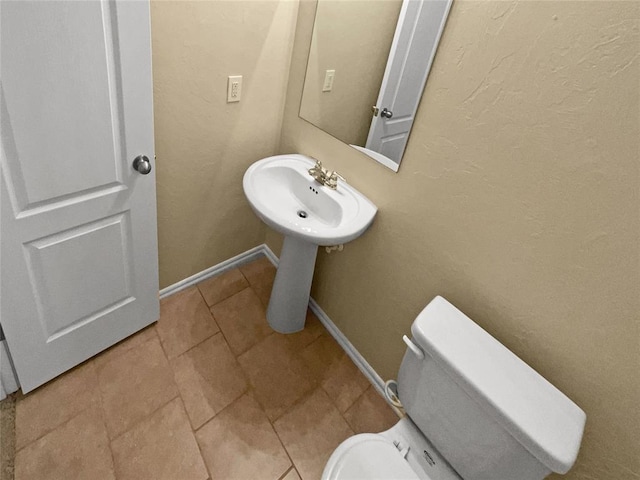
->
[398, 297, 586, 480]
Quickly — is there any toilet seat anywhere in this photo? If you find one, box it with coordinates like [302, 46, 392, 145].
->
[322, 433, 421, 480]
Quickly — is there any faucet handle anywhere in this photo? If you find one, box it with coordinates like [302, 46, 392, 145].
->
[333, 171, 346, 183]
[309, 157, 322, 168]
[326, 170, 345, 189]
[329, 171, 346, 182]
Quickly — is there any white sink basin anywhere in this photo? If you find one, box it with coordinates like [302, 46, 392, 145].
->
[243, 154, 377, 334]
[243, 154, 377, 245]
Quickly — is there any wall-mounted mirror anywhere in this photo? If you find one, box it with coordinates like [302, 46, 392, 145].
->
[299, 0, 452, 172]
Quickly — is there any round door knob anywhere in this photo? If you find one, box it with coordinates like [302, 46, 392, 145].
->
[381, 108, 393, 119]
[133, 155, 152, 175]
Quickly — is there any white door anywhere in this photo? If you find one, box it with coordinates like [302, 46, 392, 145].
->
[366, 0, 452, 168]
[1, 0, 159, 392]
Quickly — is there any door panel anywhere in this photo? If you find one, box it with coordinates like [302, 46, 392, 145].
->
[378, 132, 407, 163]
[1, 0, 159, 392]
[366, 0, 451, 165]
[2, 1, 123, 210]
[24, 213, 134, 340]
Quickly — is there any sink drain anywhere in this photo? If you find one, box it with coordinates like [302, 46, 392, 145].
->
[297, 210, 308, 219]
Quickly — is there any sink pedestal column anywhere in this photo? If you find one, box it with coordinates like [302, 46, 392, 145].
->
[267, 235, 318, 333]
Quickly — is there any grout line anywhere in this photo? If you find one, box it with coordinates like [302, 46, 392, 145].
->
[206, 289, 250, 357]
[196, 385, 248, 434]
[170, 395, 210, 479]
[345, 385, 369, 415]
[192, 421, 213, 480]
[99, 391, 119, 478]
[14, 401, 92, 454]
[188, 259, 269, 433]
[271, 424, 296, 480]
[192, 387, 296, 480]
[339, 386, 370, 432]
[157, 288, 221, 364]
[107, 391, 181, 445]
[308, 298, 386, 397]
[91, 345, 126, 475]
[192, 389, 248, 434]
[196, 275, 252, 311]
[13, 359, 105, 453]
[158, 287, 250, 433]
[93, 324, 159, 372]
[264, 394, 303, 478]
[194, 282, 213, 309]
[237, 263, 252, 285]
[195, 258, 274, 407]
[277, 466, 295, 480]
[229, 353, 257, 408]
[207, 285, 254, 311]
[154, 325, 172, 360]
[195, 282, 223, 332]
[167, 330, 222, 365]
[94, 327, 157, 367]
[105, 338, 181, 444]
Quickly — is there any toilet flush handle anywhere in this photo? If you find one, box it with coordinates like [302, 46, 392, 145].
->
[403, 335, 425, 360]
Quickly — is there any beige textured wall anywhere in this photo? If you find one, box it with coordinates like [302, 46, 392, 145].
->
[299, 0, 402, 146]
[151, 0, 298, 288]
[273, 1, 640, 478]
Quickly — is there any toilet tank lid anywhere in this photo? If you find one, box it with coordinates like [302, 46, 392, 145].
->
[411, 296, 586, 474]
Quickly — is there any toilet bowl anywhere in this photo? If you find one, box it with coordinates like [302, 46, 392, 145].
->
[322, 296, 586, 480]
[323, 417, 461, 480]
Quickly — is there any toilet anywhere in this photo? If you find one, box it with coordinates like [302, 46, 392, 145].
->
[323, 296, 586, 480]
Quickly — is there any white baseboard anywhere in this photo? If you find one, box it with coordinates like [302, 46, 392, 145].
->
[159, 245, 269, 299]
[160, 243, 386, 396]
[307, 298, 386, 396]
[260, 243, 280, 266]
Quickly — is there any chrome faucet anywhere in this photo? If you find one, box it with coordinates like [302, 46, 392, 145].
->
[308, 158, 345, 190]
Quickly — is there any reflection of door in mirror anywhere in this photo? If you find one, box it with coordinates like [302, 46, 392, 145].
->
[366, 0, 453, 169]
[299, 0, 452, 172]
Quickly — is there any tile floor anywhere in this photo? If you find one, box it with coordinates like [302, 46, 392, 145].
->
[13, 256, 399, 480]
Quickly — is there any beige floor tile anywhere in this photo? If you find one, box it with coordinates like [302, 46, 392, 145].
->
[211, 288, 272, 356]
[111, 398, 208, 480]
[195, 394, 291, 480]
[281, 309, 325, 351]
[274, 388, 353, 480]
[93, 324, 157, 371]
[239, 256, 277, 306]
[238, 334, 316, 421]
[97, 336, 178, 439]
[321, 354, 371, 413]
[343, 386, 399, 434]
[156, 286, 219, 359]
[15, 407, 114, 480]
[15, 361, 98, 450]
[197, 268, 249, 306]
[300, 334, 344, 381]
[170, 333, 248, 429]
[281, 468, 302, 480]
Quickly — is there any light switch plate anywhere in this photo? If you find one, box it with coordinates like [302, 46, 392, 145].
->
[227, 75, 242, 102]
[322, 70, 335, 92]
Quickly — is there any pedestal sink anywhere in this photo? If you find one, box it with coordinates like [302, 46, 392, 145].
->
[243, 154, 377, 333]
